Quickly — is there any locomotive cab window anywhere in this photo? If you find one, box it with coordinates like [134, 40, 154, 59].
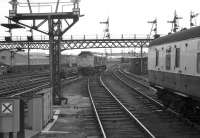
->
[175, 48, 180, 68]
[155, 50, 159, 66]
[197, 53, 200, 73]
[166, 48, 171, 70]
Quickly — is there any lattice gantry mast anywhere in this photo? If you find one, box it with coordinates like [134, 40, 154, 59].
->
[5, 0, 81, 104]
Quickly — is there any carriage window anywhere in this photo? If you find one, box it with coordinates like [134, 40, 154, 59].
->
[1, 56, 6, 60]
[175, 48, 180, 68]
[197, 53, 200, 73]
[198, 41, 200, 50]
[166, 48, 171, 70]
[155, 50, 159, 66]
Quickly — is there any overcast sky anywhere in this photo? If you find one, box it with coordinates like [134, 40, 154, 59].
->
[72, 0, 200, 36]
[0, 0, 200, 54]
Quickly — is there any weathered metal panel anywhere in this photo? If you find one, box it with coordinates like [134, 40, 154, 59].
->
[36, 88, 52, 127]
[0, 99, 20, 132]
[28, 97, 43, 131]
[27, 88, 52, 131]
[149, 70, 200, 99]
[42, 88, 52, 126]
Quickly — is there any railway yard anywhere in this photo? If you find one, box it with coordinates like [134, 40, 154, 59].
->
[1, 0, 200, 138]
[1, 63, 199, 138]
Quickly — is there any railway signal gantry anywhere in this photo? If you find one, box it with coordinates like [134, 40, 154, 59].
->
[0, 0, 152, 105]
[0, 36, 152, 50]
[1, 0, 81, 104]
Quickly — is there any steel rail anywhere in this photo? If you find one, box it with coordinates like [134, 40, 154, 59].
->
[0, 72, 49, 80]
[119, 69, 150, 89]
[87, 78, 107, 138]
[99, 76, 156, 138]
[64, 75, 79, 80]
[106, 70, 200, 137]
[2, 75, 79, 97]
[113, 71, 164, 108]
[0, 78, 49, 96]
[9, 83, 49, 97]
[113, 70, 200, 124]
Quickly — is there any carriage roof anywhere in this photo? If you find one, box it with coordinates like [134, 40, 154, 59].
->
[150, 26, 200, 46]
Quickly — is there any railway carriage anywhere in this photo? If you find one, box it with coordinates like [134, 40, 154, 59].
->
[148, 26, 200, 118]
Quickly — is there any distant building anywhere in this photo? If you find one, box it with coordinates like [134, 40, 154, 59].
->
[0, 49, 78, 67]
[28, 52, 49, 65]
[0, 50, 48, 66]
[0, 49, 12, 66]
[0, 49, 29, 66]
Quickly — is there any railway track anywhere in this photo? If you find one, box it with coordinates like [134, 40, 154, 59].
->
[0, 72, 50, 91]
[0, 76, 48, 90]
[0, 75, 79, 97]
[104, 70, 200, 137]
[116, 68, 200, 125]
[0, 77, 50, 97]
[0, 71, 49, 82]
[116, 69, 159, 101]
[79, 109, 102, 137]
[88, 75, 155, 138]
[115, 68, 188, 114]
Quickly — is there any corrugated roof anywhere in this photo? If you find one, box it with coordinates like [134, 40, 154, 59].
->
[150, 26, 200, 46]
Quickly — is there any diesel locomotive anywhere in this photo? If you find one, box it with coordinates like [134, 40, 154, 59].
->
[77, 51, 107, 75]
